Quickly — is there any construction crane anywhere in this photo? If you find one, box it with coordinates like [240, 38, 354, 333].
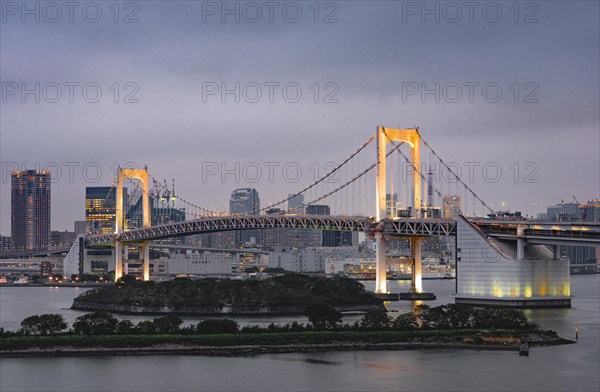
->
[573, 195, 587, 220]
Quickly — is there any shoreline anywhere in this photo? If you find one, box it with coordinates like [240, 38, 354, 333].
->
[70, 301, 384, 316]
[0, 339, 573, 358]
[0, 331, 574, 358]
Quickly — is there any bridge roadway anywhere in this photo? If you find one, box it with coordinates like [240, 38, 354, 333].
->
[84, 215, 457, 247]
[473, 221, 600, 246]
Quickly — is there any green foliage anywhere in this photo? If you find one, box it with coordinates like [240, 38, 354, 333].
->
[116, 320, 135, 334]
[359, 309, 392, 330]
[416, 304, 533, 330]
[75, 274, 382, 311]
[391, 313, 418, 331]
[116, 274, 138, 286]
[304, 303, 343, 329]
[196, 319, 239, 334]
[20, 314, 68, 336]
[136, 320, 156, 334]
[153, 315, 183, 334]
[72, 311, 118, 335]
[2, 328, 558, 352]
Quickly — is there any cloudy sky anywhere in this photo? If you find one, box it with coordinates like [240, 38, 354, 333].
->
[1, 0, 598, 232]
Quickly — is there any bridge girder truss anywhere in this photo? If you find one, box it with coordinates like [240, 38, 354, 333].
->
[84, 215, 458, 247]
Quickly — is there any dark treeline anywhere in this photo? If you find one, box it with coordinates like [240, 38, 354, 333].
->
[1, 304, 543, 338]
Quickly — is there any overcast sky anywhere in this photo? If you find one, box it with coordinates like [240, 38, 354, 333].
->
[1, 0, 599, 232]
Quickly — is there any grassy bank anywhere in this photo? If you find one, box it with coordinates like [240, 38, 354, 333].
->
[0, 329, 570, 355]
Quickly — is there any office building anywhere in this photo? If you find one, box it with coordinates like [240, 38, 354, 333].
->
[1, 235, 11, 251]
[287, 193, 304, 213]
[51, 230, 75, 246]
[306, 204, 355, 247]
[85, 186, 127, 235]
[442, 195, 461, 219]
[230, 188, 260, 215]
[74, 221, 88, 236]
[230, 188, 260, 244]
[11, 170, 51, 251]
[546, 200, 599, 264]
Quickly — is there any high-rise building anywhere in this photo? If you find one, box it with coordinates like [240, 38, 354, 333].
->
[427, 170, 435, 208]
[230, 188, 260, 244]
[11, 170, 51, 251]
[85, 186, 127, 235]
[547, 202, 579, 222]
[230, 188, 260, 215]
[0, 235, 11, 251]
[442, 195, 461, 219]
[546, 199, 600, 264]
[74, 221, 88, 236]
[287, 194, 304, 213]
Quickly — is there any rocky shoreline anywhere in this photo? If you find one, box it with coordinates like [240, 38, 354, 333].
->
[71, 300, 384, 315]
[1, 336, 574, 358]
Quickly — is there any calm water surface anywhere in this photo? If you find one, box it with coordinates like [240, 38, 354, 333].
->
[1, 275, 598, 392]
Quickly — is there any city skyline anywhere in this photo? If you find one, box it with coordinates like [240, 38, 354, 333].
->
[1, 2, 598, 232]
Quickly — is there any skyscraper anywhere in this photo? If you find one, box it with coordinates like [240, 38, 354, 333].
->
[427, 170, 435, 208]
[11, 170, 51, 251]
[230, 188, 260, 244]
[85, 186, 127, 235]
[287, 193, 304, 213]
[442, 195, 461, 219]
[230, 188, 260, 215]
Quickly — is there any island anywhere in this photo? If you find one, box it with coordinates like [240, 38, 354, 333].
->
[0, 304, 573, 358]
[71, 274, 385, 315]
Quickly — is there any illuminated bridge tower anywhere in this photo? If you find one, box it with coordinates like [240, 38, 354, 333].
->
[115, 168, 151, 281]
[374, 126, 432, 299]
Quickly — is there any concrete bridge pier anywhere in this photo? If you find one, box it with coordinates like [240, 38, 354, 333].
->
[115, 241, 123, 281]
[400, 237, 436, 300]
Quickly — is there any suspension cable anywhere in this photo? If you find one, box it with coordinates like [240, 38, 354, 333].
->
[415, 130, 494, 213]
[254, 133, 376, 214]
[288, 140, 405, 213]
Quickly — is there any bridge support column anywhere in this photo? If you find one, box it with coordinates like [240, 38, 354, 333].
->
[142, 241, 150, 281]
[375, 232, 387, 294]
[123, 245, 129, 276]
[517, 226, 525, 261]
[553, 245, 561, 260]
[114, 241, 123, 281]
[411, 237, 423, 293]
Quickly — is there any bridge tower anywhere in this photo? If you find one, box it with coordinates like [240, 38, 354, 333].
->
[114, 168, 151, 281]
[375, 126, 423, 294]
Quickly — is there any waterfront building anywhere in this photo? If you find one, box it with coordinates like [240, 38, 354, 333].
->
[85, 186, 127, 235]
[11, 170, 51, 251]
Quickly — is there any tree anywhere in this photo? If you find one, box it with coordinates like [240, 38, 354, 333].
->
[359, 309, 391, 330]
[136, 320, 156, 334]
[73, 311, 118, 335]
[196, 319, 239, 334]
[153, 315, 183, 334]
[116, 319, 135, 334]
[391, 312, 418, 331]
[20, 314, 68, 336]
[304, 303, 342, 329]
[116, 274, 138, 286]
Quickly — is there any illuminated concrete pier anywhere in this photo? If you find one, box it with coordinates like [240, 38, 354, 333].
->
[374, 126, 434, 300]
[114, 168, 151, 282]
[455, 216, 571, 308]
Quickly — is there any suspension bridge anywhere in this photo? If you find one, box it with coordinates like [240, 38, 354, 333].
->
[10, 126, 600, 306]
